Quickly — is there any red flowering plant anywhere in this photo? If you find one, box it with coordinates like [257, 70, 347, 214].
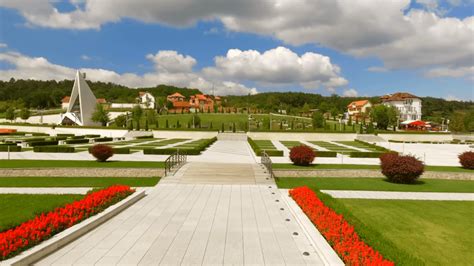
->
[289, 145, 315, 166]
[0, 185, 134, 260]
[289, 186, 394, 266]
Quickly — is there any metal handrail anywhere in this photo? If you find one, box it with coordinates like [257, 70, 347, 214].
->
[164, 150, 187, 176]
[260, 150, 274, 179]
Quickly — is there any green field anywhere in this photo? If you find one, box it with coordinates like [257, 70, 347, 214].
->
[278, 178, 474, 265]
[0, 177, 159, 187]
[0, 194, 83, 231]
[276, 177, 474, 193]
[0, 160, 165, 168]
[333, 199, 474, 265]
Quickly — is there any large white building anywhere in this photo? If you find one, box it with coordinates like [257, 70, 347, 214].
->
[137, 91, 155, 109]
[381, 92, 422, 121]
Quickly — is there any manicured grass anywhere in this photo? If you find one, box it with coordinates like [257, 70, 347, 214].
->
[0, 160, 165, 168]
[276, 177, 474, 192]
[273, 163, 474, 173]
[0, 176, 160, 187]
[332, 199, 474, 265]
[0, 194, 83, 231]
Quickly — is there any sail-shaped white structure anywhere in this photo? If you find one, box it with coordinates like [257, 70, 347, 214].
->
[60, 71, 100, 126]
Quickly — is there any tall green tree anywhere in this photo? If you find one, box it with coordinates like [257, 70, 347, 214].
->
[371, 105, 397, 130]
[19, 108, 31, 121]
[5, 107, 15, 121]
[115, 114, 127, 128]
[449, 113, 466, 132]
[312, 111, 324, 128]
[131, 105, 143, 123]
[91, 104, 110, 126]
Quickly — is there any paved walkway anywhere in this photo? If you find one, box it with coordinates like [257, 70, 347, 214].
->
[322, 190, 474, 201]
[34, 139, 342, 265]
[0, 187, 91, 194]
[36, 184, 328, 265]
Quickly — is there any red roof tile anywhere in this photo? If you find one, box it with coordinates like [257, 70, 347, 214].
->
[61, 96, 70, 103]
[347, 100, 369, 108]
[168, 92, 185, 98]
[381, 92, 419, 101]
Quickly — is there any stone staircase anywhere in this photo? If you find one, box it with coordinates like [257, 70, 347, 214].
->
[356, 134, 387, 143]
[122, 130, 154, 140]
[160, 162, 273, 185]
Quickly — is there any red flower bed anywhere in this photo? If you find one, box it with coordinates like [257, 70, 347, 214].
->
[0, 185, 134, 260]
[289, 186, 394, 266]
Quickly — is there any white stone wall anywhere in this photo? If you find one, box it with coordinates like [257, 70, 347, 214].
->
[383, 98, 422, 121]
[247, 132, 357, 141]
[378, 133, 453, 142]
[152, 130, 218, 139]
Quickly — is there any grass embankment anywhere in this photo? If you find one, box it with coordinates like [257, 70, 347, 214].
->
[273, 163, 473, 173]
[278, 178, 474, 265]
[0, 194, 83, 231]
[276, 177, 474, 193]
[0, 177, 159, 187]
[0, 160, 165, 168]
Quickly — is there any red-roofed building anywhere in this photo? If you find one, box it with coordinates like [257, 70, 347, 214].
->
[347, 99, 372, 120]
[381, 92, 422, 121]
[166, 92, 222, 113]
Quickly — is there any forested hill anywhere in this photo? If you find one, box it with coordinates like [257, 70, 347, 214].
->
[225, 92, 473, 121]
[0, 79, 472, 122]
[0, 78, 201, 109]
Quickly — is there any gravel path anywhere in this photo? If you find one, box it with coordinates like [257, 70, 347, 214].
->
[274, 169, 474, 180]
[321, 190, 474, 201]
[0, 168, 164, 177]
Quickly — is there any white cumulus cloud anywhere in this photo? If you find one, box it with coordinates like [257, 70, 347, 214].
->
[343, 89, 359, 97]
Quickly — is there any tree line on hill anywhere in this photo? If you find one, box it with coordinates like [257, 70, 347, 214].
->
[0, 78, 472, 131]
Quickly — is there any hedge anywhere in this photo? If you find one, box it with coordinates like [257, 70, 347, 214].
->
[24, 138, 47, 143]
[247, 137, 284, 157]
[314, 151, 337, 157]
[143, 147, 201, 155]
[94, 137, 113, 142]
[65, 139, 90, 144]
[85, 134, 101, 138]
[135, 135, 154, 139]
[53, 136, 68, 141]
[33, 146, 75, 153]
[29, 140, 59, 147]
[57, 133, 75, 137]
[355, 139, 391, 152]
[69, 135, 86, 139]
[349, 151, 386, 158]
[0, 145, 21, 152]
[88, 147, 131, 154]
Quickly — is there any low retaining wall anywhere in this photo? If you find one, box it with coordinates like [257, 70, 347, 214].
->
[0, 125, 128, 138]
[248, 132, 357, 141]
[152, 130, 218, 139]
[378, 133, 453, 142]
[274, 169, 473, 180]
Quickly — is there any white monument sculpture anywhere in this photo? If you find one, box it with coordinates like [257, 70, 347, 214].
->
[60, 71, 100, 126]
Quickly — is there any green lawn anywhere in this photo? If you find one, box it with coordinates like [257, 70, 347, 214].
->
[332, 199, 474, 265]
[0, 160, 165, 168]
[278, 178, 474, 264]
[0, 177, 160, 187]
[0, 194, 83, 231]
[276, 177, 474, 192]
[273, 163, 474, 173]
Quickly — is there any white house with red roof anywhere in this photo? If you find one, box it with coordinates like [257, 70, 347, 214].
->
[381, 92, 422, 121]
[137, 91, 155, 109]
[347, 99, 372, 120]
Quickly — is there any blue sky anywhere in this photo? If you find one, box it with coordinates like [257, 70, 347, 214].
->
[0, 0, 472, 99]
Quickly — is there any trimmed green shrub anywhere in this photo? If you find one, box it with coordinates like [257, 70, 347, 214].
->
[0, 145, 21, 152]
[33, 146, 75, 153]
[247, 137, 284, 157]
[88, 147, 130, 154]
[24, 138, 47, 143]
[135, 135, 154, 139]
[29, 140, 59, 147]
[314, 151, 337, 157]
[94, 137, 113, 142]
[65, 139, 89, 144]
[69, 136, 86, 139]
[85, 134, 101, 138]
[349, 152, 386, 158]
[90, 144, 114, 162]
[354, 139, 391, 152]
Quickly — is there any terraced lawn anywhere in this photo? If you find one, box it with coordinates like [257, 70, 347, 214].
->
[335, 141, 378, 151]
[308, 141, 358, 153]
[0, 176, 160, 187]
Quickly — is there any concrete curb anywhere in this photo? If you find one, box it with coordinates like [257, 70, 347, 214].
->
[1, 189, 146, 266]
[279, 189, 344, 266]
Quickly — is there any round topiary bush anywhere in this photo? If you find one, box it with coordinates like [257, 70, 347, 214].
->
[380, 152, 424, 184]
[289, 145, 315, 166]
[90, 144, 114, 162]
[459, 151, 474, 169]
